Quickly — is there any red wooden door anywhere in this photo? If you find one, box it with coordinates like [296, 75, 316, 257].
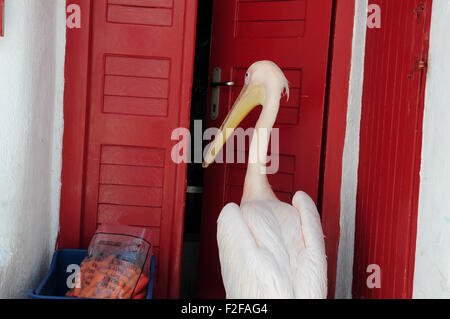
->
[60, 0, 197, 298]
[353, 0, 432, 299]
[197, 0, 333, 298]
[0, 0, 4, 37]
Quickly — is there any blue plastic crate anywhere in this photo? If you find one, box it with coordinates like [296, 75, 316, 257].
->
[28, 249, 155, 299]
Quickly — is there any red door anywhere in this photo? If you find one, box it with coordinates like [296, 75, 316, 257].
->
[353, 0, 431, 299]
[197, 0, 333, 298]
[60, 0, 197, 298]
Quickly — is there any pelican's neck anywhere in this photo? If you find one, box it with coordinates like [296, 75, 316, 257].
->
[241, 90, 280, 204]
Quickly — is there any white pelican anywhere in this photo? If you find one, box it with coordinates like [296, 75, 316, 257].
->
[203, 61, 327, 299]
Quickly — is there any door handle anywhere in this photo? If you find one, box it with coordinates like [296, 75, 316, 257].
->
[210, 67, 234, 121]
[211, 81, 235, 87]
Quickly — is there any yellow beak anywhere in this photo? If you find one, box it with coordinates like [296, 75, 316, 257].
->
[203, 84, 265, 168]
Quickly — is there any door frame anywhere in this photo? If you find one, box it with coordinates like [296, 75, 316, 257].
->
[319, 0, 357, 299]
[58, 0, 198, 298]
[58, 0, 92, 250]
[58, 0, 355, 298]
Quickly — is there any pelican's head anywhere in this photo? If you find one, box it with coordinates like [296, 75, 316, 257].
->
[203, 61, 289, 168]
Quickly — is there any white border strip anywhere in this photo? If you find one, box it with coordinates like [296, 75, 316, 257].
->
[413, 0, 450, 299]
[334, 0, 368, 299]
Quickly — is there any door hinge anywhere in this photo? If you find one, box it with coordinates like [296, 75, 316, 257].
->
[187, 186, 203, 194]
[416, 60, 427, 70]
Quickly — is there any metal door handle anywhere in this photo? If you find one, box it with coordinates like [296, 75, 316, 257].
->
[211, 81, 235, 87]
[210, 67, 233, 121]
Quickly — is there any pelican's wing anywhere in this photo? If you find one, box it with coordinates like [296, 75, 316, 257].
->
[217, 203, 293, 299]
[291, 191, 328, 298]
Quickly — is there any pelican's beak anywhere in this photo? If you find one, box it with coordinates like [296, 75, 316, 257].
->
[203, 84, 265, 168]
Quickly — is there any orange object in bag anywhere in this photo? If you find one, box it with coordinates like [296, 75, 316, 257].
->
[65, 224, 153, 299]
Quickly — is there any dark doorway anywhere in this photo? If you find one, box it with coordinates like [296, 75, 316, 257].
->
[180, 0, 213, 298]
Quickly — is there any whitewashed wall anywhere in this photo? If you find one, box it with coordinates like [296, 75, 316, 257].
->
[334, 0, 368, 299]
[413, 0, 450, 299]
[0, 0, 66, 298]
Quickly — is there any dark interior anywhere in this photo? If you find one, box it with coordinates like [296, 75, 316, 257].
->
[180, 1, 213, 298]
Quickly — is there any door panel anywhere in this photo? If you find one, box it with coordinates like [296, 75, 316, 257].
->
[60, 0, 197, 299]
[198, 0, 333, 298]
[353, 0, 431, 299]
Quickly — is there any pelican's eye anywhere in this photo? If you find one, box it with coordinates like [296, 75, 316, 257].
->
[245, 72, 250, 85]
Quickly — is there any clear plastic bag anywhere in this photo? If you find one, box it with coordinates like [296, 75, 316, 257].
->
[66, 224, 153, 299]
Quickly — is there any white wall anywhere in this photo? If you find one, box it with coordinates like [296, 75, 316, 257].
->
[0, 0, 66, 298]
[413, 0, 450, 299]
[334, 0, 368, 299]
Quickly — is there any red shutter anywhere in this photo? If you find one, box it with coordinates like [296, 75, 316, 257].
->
[198, 0, 334, 298]
[60, 0, 198, 298]
[353, 0, 432, 298]
[0, 0, 4, 37]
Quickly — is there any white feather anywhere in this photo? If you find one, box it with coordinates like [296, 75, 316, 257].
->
[217, 192, 327, 299]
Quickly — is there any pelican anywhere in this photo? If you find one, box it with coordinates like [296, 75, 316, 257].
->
[203, 61, 327, 299]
